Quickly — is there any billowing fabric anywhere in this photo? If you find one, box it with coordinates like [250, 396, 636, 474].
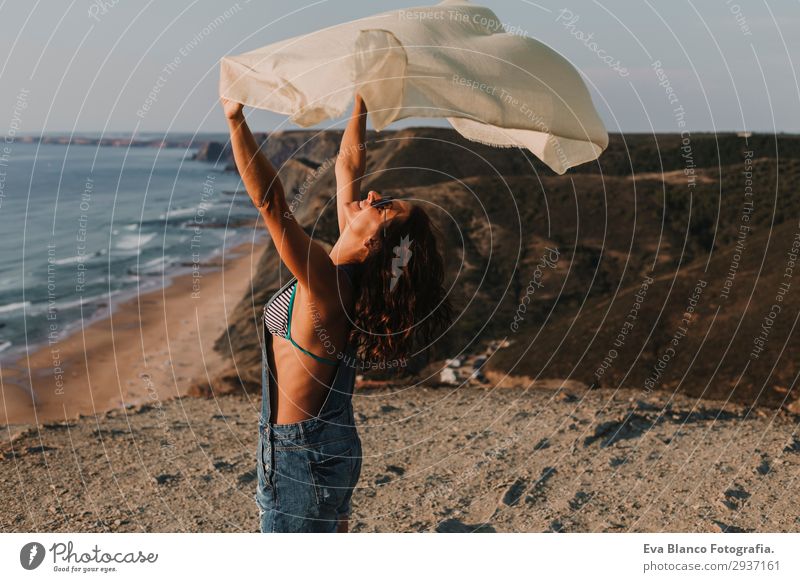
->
[219, 0, 608, 174]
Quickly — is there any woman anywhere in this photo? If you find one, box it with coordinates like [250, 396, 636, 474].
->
[222, 94, 453, 532]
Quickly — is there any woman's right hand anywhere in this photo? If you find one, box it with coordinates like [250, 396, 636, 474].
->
[220, 96, 244, 121]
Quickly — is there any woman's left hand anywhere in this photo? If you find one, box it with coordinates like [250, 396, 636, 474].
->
[221, 96, 244, 120]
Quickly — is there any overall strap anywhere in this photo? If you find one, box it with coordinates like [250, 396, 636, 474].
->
[306, 265, 360, 417]
[320, 340, 359, 419]
[260, 331, 271, 423]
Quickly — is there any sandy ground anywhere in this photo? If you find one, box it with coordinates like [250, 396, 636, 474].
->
[0, 237, 262, 435]
[2, 383, 798, 533]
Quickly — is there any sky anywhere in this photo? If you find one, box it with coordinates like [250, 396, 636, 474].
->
[0, 0, 798, 135]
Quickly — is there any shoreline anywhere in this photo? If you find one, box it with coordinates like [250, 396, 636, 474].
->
[1, 233, 263, 434]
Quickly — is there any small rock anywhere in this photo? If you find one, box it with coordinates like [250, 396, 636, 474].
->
[554, 391, 578, 403]
[722, 486, 750, 510]
[547, 519, 564, 532]
[568, 491, 593, 511]
[533, 438, 550, 451]
[610, 456, 627, 467]
[213, 460, 235, 472]
[153, 473, 180, 485]
[26, 445, 57, 454]
[237, 470, 256, 485]
[783, 399, 800, 415]
[783, 436, 800, 453]
[501, 478, 527, 506]
[525, 467, 556, 504]
[713, 520, 751, 533]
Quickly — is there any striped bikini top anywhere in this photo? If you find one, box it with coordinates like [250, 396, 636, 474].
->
[263, 263, 358, 366]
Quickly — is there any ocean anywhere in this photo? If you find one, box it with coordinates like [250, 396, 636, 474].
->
[0, 139, 252, 364]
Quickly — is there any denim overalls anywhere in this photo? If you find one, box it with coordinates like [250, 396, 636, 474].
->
[254, 275, 363, 533]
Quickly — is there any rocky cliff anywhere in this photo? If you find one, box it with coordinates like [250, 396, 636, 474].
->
[209, 128, 800, 410]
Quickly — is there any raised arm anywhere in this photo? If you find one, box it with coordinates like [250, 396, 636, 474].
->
[222, 97, 338, 299]
[334, 94, 368, 233]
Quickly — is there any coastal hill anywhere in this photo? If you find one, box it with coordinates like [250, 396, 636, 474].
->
[4, 130, 800, 534]
[206, 129, 800, 410]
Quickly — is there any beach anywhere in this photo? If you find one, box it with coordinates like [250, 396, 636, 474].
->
[1, 236, 262, 440]
[2, 383, 798, 532]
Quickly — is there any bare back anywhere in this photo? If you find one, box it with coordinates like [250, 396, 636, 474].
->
[267, 268, 355, 424]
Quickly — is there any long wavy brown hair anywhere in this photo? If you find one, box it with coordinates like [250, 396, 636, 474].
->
[348, 204, 453, 367]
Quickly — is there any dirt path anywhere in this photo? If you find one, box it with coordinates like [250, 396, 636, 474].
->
[2, 385, 798, 532]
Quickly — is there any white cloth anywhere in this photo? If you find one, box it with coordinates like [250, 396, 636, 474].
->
[219, 0, 608, 174]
